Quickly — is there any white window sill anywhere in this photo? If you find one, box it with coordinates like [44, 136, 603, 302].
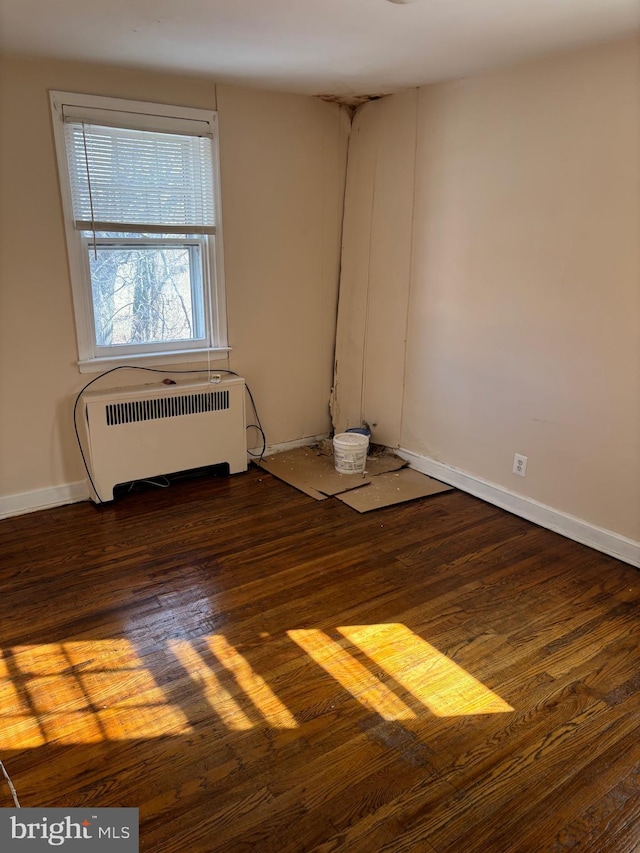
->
[77, 347, 232, 374]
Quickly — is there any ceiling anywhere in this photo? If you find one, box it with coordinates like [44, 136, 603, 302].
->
[0, 0, 638, 99]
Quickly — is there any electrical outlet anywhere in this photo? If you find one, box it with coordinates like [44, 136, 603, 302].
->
[513, 453, 527, 477]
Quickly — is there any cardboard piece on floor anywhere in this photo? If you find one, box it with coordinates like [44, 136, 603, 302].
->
[364, 451, 408, 477]
[257, 446, 371, 500]
[335, 467, 452, 512]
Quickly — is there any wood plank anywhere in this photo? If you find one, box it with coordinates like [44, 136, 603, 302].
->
[0, 465, 638, 852]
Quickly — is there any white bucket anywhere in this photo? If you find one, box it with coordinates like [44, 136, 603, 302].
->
[333, 432, 369, 474]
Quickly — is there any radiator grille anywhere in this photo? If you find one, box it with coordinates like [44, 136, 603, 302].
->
[105, 390, 230, 426]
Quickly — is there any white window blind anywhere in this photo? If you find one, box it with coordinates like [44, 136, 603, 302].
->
[63, 122, 217, 234]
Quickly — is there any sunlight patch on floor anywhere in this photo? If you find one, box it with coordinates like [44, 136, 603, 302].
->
[168, 639, 255, 731]
[0, 642, 193, 749]
[289, 624, 513, 719]
[206, 635, 297, 728]
[0, 624, 512, 748]
[338, 624, 513, 717]
[287, 629, 417, 720]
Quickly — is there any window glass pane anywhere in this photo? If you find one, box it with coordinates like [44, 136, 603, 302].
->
[88, 242, 204, 347]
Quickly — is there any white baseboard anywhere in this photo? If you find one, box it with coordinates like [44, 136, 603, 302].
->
[249, 433, 330, 459]
[0, 481, 89, 520]
[0, 435, 331, 521]
[398, 448, 640, 569]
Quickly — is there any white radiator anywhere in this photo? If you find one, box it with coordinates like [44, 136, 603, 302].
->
[80, 376, 247, 502]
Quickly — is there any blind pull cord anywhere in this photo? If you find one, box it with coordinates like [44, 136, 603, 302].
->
[80, 122, 98, 260]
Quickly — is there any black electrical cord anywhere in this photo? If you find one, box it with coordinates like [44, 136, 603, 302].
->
[246, 424, 267, 458]
[73, 365, 267, 504]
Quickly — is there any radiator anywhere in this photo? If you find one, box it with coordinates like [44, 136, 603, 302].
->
[80, 376, 247, 502]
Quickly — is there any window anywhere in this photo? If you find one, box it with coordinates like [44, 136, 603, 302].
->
[50, 92, 228, 370]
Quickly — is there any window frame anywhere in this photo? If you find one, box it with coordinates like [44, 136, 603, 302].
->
[82, 233, 210, 358]
[50, 91, 229, 373]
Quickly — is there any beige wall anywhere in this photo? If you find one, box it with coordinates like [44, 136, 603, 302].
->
[217, 84, 349, 446]
[336, 37, 640, 542]
[0, 57, 348, 499]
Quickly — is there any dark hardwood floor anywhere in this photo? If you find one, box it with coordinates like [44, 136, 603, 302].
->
[0, 465, 638, 852]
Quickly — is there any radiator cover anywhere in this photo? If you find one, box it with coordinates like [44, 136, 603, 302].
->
[80, 377, 247, 502]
